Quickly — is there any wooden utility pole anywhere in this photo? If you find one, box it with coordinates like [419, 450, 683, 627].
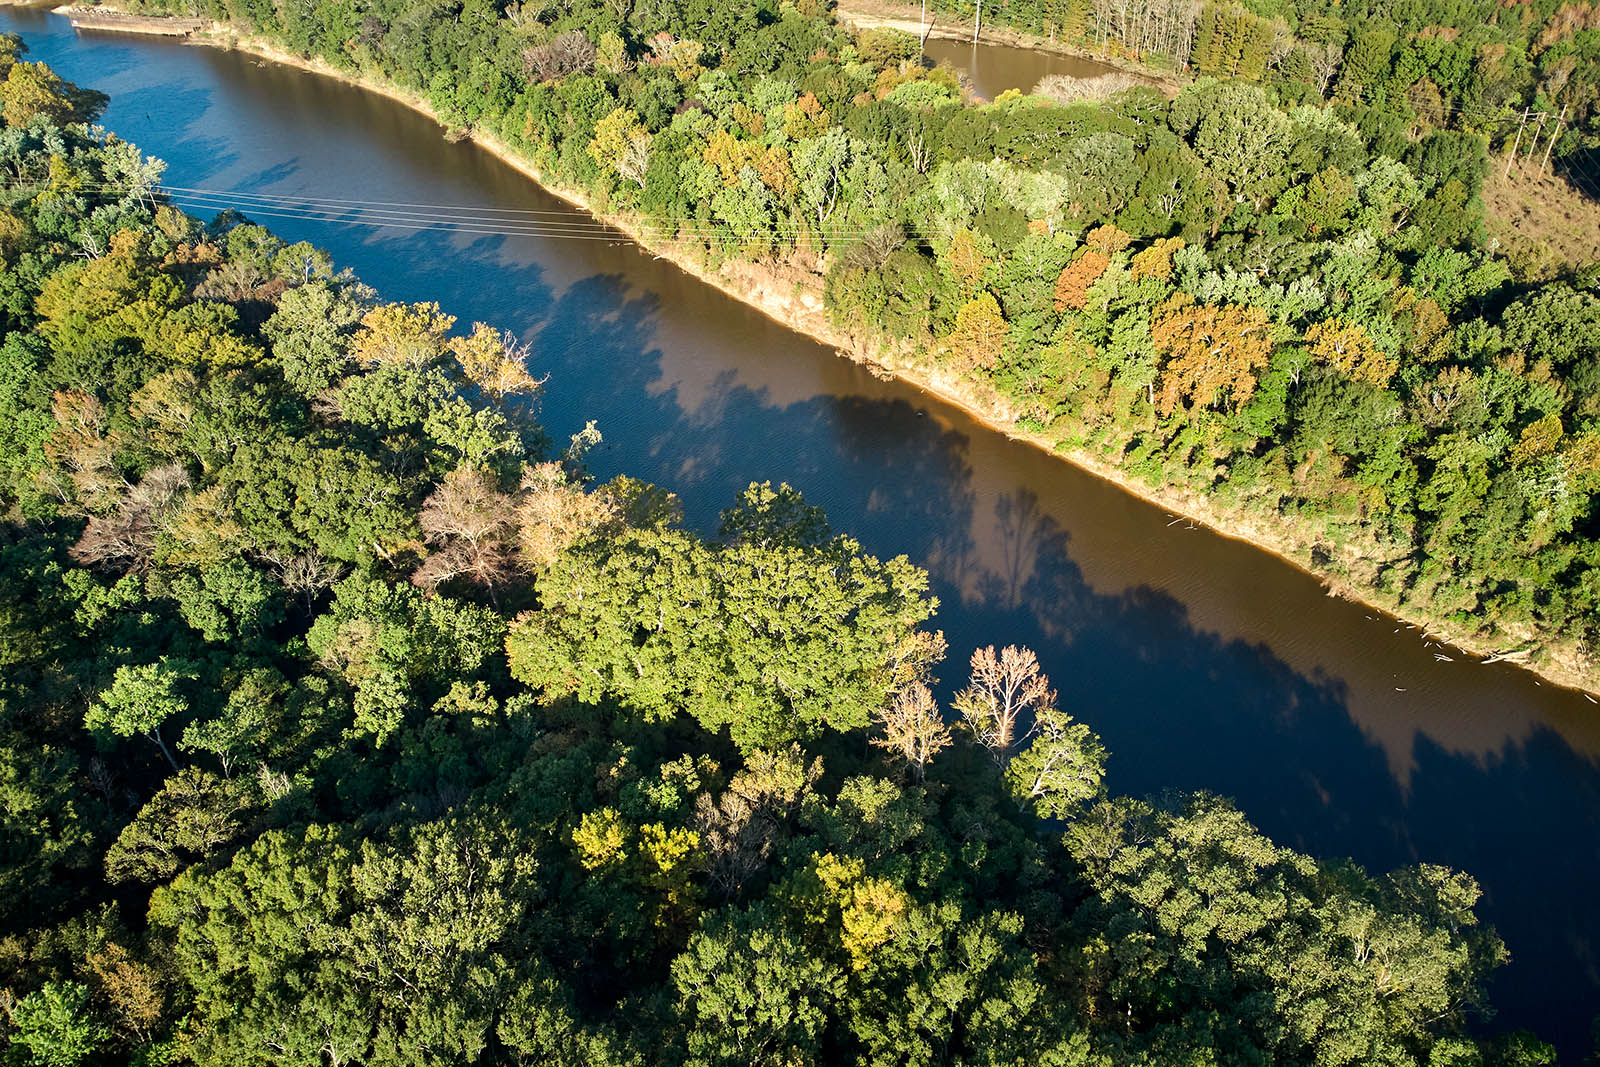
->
[1541, 103, 1568, 174]
[1505, 107, 1529, 179]
[1527, 111, 1546, 163]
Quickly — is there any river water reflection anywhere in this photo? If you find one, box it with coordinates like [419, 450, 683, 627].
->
[6, 11, 1598, 1054]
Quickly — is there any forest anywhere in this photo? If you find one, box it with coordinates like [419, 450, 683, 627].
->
[115, 0, 1600, 689]
[0, 46, 1575, 1066]
[924, 0, 1599, 184]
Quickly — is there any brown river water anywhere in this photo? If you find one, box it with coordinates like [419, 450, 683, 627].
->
[923, 35, 1124, 99]
[5, 10, 1597, 1053]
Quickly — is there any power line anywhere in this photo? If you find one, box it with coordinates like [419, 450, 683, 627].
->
[5, 179, 956, 242]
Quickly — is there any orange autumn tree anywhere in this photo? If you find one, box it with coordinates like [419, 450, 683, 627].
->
[1053, 250, 1110, 311]
[782, 92, 829, 139]
[1303, 319, 1398, 387]
[1150, 295, 1273, 415]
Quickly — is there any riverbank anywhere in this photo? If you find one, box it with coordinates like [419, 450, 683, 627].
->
[31, 3, 1600, 697]
[58, 7, 197, 33]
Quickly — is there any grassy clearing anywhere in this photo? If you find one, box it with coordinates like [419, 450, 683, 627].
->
[1484, 160, 1600, 272]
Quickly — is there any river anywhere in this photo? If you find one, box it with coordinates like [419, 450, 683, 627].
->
[5, 11, 1597, 1055]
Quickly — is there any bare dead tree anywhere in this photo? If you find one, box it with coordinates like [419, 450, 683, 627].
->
[522, 30, 595, 82]
[953, 644, 1055, 763]
[1413, 367, 1476, 429]
[70, 463, 191, 572]
[412, 466, 519, 596]
[617, 132, 653, 187]
[42, 389, 125, 512]
[1032, 71, 1147, 105]
[196, 258, 266, 302]
[1080, 0, 1196, 64]
[261, 549, 346, 610]
[502, 1, 535, 29]
[1304, 39, 1343, 97]
[694, 746, 821, 899]
[872, 682, 952, 784]
[907, 131, 930, 175]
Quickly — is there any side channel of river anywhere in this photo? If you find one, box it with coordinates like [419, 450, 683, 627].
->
[6, 11, 1597, 1054]
[922, 35, 1126, 99]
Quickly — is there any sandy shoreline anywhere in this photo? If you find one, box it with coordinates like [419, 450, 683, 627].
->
[22, 2, 1599, 696]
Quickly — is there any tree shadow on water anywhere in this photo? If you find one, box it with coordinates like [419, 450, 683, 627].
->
[798, 408, 1600, 1055]
[1008, 494, 1599, 1057]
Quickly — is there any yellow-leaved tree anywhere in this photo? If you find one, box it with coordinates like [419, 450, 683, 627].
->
[1303, 319, 1398, 387]
[1150, 295, 1273, 415]
[588, 106, 653, 188]
[350, 302, 455, 370]
[449, 322, 543, 400]
[945, 291, 1009, 375]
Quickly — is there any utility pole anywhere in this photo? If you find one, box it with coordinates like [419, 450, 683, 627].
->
[973, 0, 982, 43]
[1527, 111, 1546, 163]
[1505, 106, 1529, 179]
[919, 0, 933, 47]
[1540, 103, 1568, 174]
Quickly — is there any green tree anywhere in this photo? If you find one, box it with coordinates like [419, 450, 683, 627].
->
[152, 817, 533, 1067]
[1172, 82, 1293, 204]
[507, 488, 935, 749]
[717, 480, 831, 549]
[103, 767, 254, 884]
[3, 982, 109, 1067]
[167, 560, 283, 643]
[793, 127, 850, 229]
[260, 281, 364, 396]
[306, 573, 505, 743]
[671, 903, 843, 1067]
[84, 660, 196, 771]
[1004, 707, 1105, 818]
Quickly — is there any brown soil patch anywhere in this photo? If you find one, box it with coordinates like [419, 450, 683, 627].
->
[1484, 160, 1600, 270]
